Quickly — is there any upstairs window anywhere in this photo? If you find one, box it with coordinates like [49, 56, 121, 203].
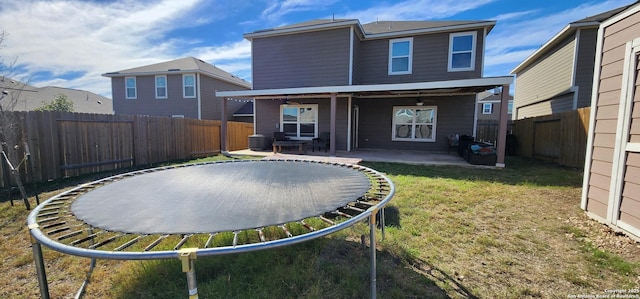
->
[280, 104, 318, 139]
[125, 77, 136, 99]
[482, 103, 493, 114]
[388, 38, 413, 75]
[155, 75, 167, 99]
[507, 101, 513, 114]
[392, 106, 436, 142]
[183, 74, 196, 98]
[449, 32, 476, 72]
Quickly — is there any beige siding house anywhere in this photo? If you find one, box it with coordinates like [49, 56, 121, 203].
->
[103, 57, 251, 121]
[582, 1, 640, 241]
[510, 6, 628, 119]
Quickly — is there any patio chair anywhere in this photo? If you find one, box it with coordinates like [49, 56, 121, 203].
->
[312, 132, 330, 152]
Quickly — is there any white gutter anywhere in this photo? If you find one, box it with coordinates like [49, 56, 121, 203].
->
[196, 73, 202, 120]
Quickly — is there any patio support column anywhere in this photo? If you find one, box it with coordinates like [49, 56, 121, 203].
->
[496, 85, 510, 167]
[330, 93, 337, 156]
[221, 96, 228, 152]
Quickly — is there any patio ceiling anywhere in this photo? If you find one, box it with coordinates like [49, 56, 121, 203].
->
[216, 76, 513, 99]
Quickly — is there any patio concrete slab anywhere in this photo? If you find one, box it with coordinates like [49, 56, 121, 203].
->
[227, 148, 475, 167]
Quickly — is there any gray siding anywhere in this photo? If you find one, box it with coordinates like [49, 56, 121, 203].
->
[112, 74, 198, 118]
[112, 74, 249, 120]
[252, 28, 351, 89]
[199, 75, 249, 121]
[352, 31, 363, 85]
[575, 28, 598, 109]
[514, 33, 576, 119]
[357, 29, 484, 84]
[354, 95, 476, 151]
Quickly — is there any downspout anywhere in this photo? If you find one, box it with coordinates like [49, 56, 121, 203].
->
[330, 93, 337, 156]
[196, 73, 202, 120]
[473, 94, 479, 139]
[349, 27, 354, 85]
[220, 95, 228, 152]
[481, 27, 487, 76]
[347, 95, 352, 151]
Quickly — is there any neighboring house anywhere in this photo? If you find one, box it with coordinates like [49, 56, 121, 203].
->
[510, 5, 630, 119]
[103, 57, 252, 121]
[476, 90, 513, 121]
[582, 1, 640, 241]
[0, 79, 113, 114]
[218, 19, 512, 166]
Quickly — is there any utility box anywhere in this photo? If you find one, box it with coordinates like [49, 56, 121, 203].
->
[248, 134, 267, 150]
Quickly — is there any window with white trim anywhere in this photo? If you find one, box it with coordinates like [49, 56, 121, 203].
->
[392, 106, 436, 142]
[388, 38, 413, 75]
[448, 32, 476, 71]
[183, 74, 196, 98]
[482, 103, 493, 114]
[155, 75, 167, 99]
[280, 104, 318, 139]
[125, 77, 136, 99]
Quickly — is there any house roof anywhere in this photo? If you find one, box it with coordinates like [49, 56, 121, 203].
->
[244, 18, 496, 40]
[216, 76, 513, 99]
[102, 57, 251, 89]
[1, 79, 113, 114]
[510, 3, 634, 74]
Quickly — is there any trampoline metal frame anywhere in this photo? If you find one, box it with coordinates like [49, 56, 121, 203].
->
[27, 159, 395, 299]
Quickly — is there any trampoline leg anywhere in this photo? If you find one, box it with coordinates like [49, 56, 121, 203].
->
[369, 213, 377, 299]
[380, 208, 386, 242]
[30, 229, 50, 299]
[74, 258, 96, 299]
[180, 249, 198, 299]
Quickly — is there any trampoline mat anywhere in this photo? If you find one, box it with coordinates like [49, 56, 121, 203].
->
[71, 161, 371, 235]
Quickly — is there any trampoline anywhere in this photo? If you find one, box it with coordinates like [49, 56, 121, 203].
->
[27, 159, 395, 299]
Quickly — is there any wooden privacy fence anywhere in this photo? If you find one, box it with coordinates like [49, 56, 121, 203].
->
[0, 111, 253, 188]
[513, 107, 590, 168]
[476, 119, 514, 144]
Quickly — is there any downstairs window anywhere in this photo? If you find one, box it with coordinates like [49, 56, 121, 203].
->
[392, 106, 436, 142]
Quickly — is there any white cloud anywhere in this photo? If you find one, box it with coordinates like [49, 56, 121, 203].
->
[190, 40, 252, 62]
[335, 0, 496, 22]
[261, 0, 339, 22]
[0, 0, 207, 96]
[486, 0, 636, 73]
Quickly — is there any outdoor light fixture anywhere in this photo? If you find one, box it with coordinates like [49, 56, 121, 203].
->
[416, 99, 424, 106]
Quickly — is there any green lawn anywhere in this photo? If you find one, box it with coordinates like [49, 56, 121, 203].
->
[1, 155, 638, 298]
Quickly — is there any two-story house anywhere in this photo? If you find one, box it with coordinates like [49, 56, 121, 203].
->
[217, 19, 512, 166]
[510, 5, 630, 120]
[103, 57, 252, 121]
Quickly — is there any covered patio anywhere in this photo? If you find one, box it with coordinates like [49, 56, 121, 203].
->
[217, 76, 513, 167]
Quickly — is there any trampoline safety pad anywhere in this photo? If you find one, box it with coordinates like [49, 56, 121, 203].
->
[71, 160, 371, 234]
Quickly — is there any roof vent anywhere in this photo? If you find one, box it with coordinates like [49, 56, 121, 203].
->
[168, 68, 180, 71]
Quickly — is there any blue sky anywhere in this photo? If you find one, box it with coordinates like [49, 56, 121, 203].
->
[0, 0, 635, 98]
